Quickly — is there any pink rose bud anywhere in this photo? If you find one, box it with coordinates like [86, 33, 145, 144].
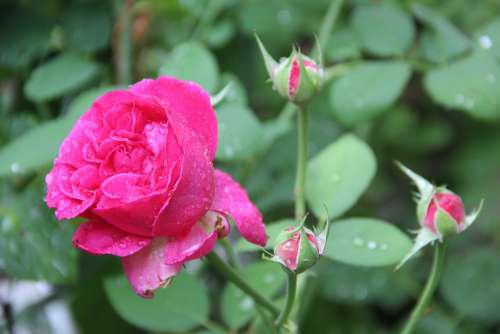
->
[272, 222, 328, 273]
[423, 192, 465, 236]
[256, 35, 323, 104]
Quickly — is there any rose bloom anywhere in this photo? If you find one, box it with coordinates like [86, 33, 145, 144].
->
[45, 76, 267, 297]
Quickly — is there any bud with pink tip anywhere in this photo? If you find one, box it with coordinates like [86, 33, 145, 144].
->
[256, 35, 324, 104]
[270, 219, 328, 273]
[395, 162, 483, 269]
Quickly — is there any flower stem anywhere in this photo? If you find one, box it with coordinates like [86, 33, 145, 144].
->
[276, 272, 298, 330]
[294, 105, 309, 220]
[400, 241, 447, 334]
[206, 252, 280, 317]
[312, 0, 345, 60]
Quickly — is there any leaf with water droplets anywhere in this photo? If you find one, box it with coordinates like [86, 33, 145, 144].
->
[329, 61, 411, 126]
[221, 262, 284, 329]
[159, 42, 219, 93]
[306, 134, 376, 220]
[474, 17, 500, 60]
[215, 102, 266, 162]
[424, 52, 500, 120]
[104, 271, 209, 332]
[324, 218, 412, 267]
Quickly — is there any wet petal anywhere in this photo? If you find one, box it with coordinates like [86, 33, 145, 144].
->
[73, 220, 151, 257]
[211, 170, 266, 246]
[122, 238, 182, 298]
[164, 213, 219, 265]
[130, 76, 218, 161]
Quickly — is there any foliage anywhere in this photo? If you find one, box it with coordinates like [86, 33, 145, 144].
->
[1, 0, 500, 333]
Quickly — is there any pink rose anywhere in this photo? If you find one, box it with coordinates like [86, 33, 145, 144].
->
[424, 192, 465, 233]
[45, 76, 267, 297]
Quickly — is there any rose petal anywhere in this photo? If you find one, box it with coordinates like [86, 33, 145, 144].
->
[153, 134, 214, 237]
[122, 238, 182, 298]
[211, 170, 267, 246]
[73, 220, 151, 257]
[130, 76, 218, 161]
[164, 212, 219, 265]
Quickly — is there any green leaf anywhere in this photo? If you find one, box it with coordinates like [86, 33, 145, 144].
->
[306, 134, 376, 220]
[0, 9, 52, 69]
[323, 218, 412, 267]
[159, 42, 219, 93]
[0, 179, 77, 283]
[351, 4, 415, 57]
[325, 27, 361, 62]
[441, 247, 500, 323]
[0, 119, 72, 176]
[61, 4, 111, 53]
[66, 86, 121, 122]
[236, 219, 294, 252]
[329, 61, 411, 126]
[104, 271, 209, 332]
[424, 52, 500, 120]
[221, 262, 284, 329]
[24, 53, 100, 102]
[412, 4, 470, 63]
[474, 17, 500, 60]
[215, 102, 265, 162]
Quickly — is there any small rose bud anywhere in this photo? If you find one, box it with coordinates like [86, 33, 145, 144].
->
[423, 192, 465, 236]
[271, 221, 328, 273]
[256, 35, 324, 104]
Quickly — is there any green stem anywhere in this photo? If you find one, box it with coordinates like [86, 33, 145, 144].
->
[202, 319, 229, 334]
[401, 241, 447, 334]
[312, 0, 345, 60]
[115, 0, 133, 85]
[276, 272, 297, 330]
[206, 252, 280, 317]
[294, 105, 309, 220]
[219, 238, 240, 268]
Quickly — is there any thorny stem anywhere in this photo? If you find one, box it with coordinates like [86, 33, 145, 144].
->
[275, 272, 298, 331]
[206, 252, 280, 317]
[400, 241, 447, 334]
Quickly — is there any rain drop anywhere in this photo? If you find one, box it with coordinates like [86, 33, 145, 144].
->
[240, 297, 254, 310]
[367, 241, 377, 249]
[10, 162, 22, 174]
[479, 35, 493, 49]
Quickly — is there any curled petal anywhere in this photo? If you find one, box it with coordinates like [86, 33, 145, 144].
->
[211, 170, 266, 246]
[164, 212, 220, 265]
[122, 238, 182, 298]
[73, 220, 151, 257]
[130, 76, 218, 161]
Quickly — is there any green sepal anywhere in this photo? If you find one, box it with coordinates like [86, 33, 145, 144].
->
[434, 206, 459, 237]
[255, 33, 278, 80]
[294, 229, 320, 274]
[293, 52, 318, 103]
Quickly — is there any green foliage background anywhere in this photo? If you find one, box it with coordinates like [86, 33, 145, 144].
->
[0, 0, 500, 333]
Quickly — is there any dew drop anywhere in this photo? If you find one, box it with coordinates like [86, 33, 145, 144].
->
[240, 297, 254, 310]
[10, 162, 22, 174]
[367, 241, 377, 249]
[479, 35, 493, 49]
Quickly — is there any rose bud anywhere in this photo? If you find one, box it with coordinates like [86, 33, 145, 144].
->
[270, 220, 328, 273]
[256, 35, 324, 104]
[46, 76, 267, 298]
[396, 162, 483, 268]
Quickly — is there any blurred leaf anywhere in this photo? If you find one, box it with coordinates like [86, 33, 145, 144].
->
[424, 52, 500, 120]
[351, 4, 415, 56]
[159, 42, 219, 93]
[323, 218, 412, 267]
[325, 27, 361, 62]
[215, 102, 265, 162]
[416, 310, 458, 334]
[24, 53, 100, 102]
[0, 179, 77, 283]
[0, 119, 71, 177]
[474, 16, 500, 60]
[104, 271, 209, 332]
[236, 219, 294, 252]
[61, 4, 111, 53]
[219, 72, 248, 106]
[221, 262, 284, 329]
[0, 9, 52, 69]
[204, 19, 236, 49]
[441, 247, 500, 323]
[66, 86, 121, 122]
[318, 260, 413, 307]
[306, 134, 376, 220]
[412, 3, 470, 63]
[329, 61, 411, 126]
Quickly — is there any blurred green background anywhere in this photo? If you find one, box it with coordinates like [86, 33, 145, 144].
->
[1, 0, 500, 333]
